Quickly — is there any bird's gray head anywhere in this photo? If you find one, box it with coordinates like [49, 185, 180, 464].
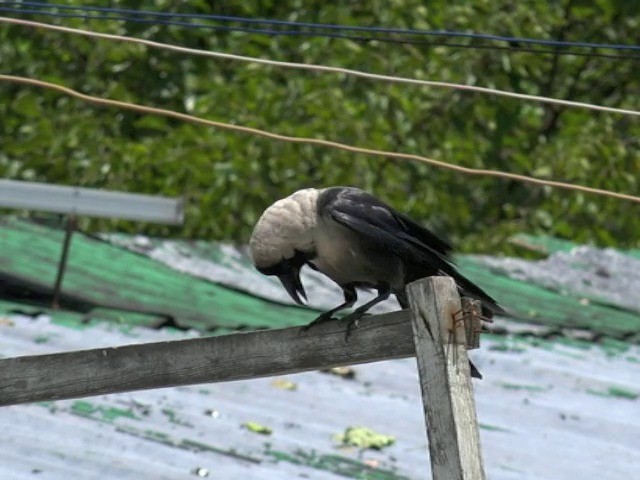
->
[249, 188, 320, 304]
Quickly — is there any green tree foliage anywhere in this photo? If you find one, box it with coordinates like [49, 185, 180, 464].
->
[0, 0, 638, 251]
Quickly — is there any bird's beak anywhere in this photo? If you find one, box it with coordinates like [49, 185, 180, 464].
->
[278, 267, 307, 305]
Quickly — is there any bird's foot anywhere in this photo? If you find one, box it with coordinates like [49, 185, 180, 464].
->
[300, 311, 338, 333]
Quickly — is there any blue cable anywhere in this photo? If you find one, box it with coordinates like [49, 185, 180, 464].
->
[2, 1, 639, 57]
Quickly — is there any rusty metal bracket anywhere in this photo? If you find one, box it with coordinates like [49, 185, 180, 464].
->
[460, 298, 491, 350]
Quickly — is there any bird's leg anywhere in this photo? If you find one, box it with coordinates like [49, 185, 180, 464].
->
[342, 284, 391, 340]
[301, 286, 357, 332]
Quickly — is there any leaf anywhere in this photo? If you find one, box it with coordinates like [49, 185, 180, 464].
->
[134, 115, 168, 131]
[333, 426, 395, 450]
[1, 1, 639, 250]
[320, 366, 357, 379]
[242, 421, 273, 435]
[11, 93, 40, 118]
[270, 378, 298, 391]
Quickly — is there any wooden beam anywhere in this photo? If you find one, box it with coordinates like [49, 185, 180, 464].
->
[407, 277, 485, 480]
[0, 311, 412, 407]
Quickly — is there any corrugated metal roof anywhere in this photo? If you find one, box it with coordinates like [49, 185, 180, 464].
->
[104, 230, 640, 342]
[1, 313, 638, 480]
[0, 217, 317, 331]
[2, 217, 638, 341]
[2, 217, 640, 479]
[459, 256, 640, 340]
[104, 232, 401, 315]
[478, 247, 640, 314]
[511, 233, 640, 259]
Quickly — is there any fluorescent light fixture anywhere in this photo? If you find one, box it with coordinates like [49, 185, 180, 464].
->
[0, 180, 184, 225]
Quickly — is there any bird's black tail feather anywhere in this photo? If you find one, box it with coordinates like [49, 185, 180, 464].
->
[469, 360, 483, 379]
[399, 265, 505, 317]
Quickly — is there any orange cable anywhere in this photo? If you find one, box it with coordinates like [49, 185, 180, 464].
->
[2, 74, 638, 204]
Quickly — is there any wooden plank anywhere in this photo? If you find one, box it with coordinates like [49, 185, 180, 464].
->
[407, 277, 485, 480]
[0, 311, 412, 407]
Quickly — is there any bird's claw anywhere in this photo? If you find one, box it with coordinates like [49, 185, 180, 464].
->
[301, 309, 369, 341]
[344, 318, 359, 341]
[340, 311, 367, 341]
[301, 312, 337, 333]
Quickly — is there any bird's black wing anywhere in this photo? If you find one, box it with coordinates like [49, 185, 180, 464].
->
[319, 187, 505, 315]
[318, 187, 452, 260]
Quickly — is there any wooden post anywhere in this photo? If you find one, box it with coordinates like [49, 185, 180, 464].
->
[406, 277, 485, 480]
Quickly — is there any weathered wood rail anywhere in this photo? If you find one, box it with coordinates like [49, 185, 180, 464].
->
[0, 277, 486, 480]
[0, 311, 412, 406]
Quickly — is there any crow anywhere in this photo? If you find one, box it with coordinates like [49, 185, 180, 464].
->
[249, 187, 504, 377]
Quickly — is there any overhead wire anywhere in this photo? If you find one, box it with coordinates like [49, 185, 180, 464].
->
[2, 74, 639, 205]
[1, 17, 639, 118]
[5, 7, 639, 60]
[3, 1, 640, 54]
[1, 15, 638, 204]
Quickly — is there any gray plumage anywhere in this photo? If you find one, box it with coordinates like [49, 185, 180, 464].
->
[249, 186, 505, 378]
